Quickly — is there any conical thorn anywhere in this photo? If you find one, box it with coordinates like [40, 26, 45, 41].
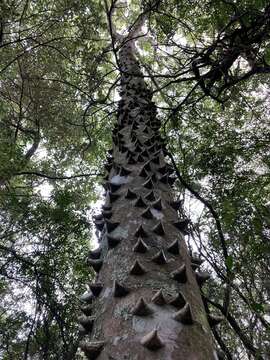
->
[102, 210, 113, 219]
[80, 292, 94, 304]
[141, 207, 153, 219]
[133, 237, 149, 253]
[169, 292, 186, 309]
[168, 176, 177, 186]
[139, 167, 149, 178]
[88, 249, 101, 259]
[94, 220, 104, 231]
[169, 200, 183, 211]
[140, 329, 164, 351]
[143, 178, 154, 189]
[109, 182, 121, 193]
[145, 190, 155, 201]
[171, 264, 187, 283]
[152, 198, 162, 211]
[152, 222, 165, 236]
[167, 239, 180, 255]
[134, 224, 148, 238]
[80, 341, 105, 359]
[93, 214, 103, 221]
[134, 196, 148, 208]
[132, 297, 152, 316]
[78, 315, 95, 333]
[80, 304, 92, 316]
[107, 235, 122, 249]
[130, 260, 147, 275]
[125, 189, 137, 199]
[119, 166, 132, 176]
[87, 259, 103, 273]
[191, 262, 200, 270]
[196, 271, 211, 286]
[109, 192, 120, 203]
[173, 303, 193, 325]
[151, 250, 167, 265]
[89, 283, 103, 297]
[106, 220, 120, 233]
[191, 255, 204, 266]
[172, 219, 189, 234]
[151, 290, 166, 306]
[113, 280, 129, 297]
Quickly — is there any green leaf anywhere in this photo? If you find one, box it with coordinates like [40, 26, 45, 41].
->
[225, 255, 234, 271]
[252, 303, 264, 312]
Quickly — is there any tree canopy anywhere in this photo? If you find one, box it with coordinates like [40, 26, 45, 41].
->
[0, 0, 269, 359]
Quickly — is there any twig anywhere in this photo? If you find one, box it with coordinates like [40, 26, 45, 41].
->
[13, 171, 100, 180]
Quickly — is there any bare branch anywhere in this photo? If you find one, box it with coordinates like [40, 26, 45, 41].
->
[13, 171, 100, 180]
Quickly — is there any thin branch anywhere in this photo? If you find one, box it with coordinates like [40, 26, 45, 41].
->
[13, 171, 100, 180]
[205, 296, 264, 360]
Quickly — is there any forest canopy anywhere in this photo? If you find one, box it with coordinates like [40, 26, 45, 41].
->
[0, 0, 269, 359]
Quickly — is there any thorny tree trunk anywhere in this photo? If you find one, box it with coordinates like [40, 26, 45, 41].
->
[78, 26, 219, 360]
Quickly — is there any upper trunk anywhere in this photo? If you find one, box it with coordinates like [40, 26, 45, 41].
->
[79, 34, 217, 360]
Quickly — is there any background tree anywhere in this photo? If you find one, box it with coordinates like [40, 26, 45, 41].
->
[0, 0, 269, 359]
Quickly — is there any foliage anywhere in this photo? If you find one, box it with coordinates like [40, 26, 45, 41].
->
[0, 0, 269, 359]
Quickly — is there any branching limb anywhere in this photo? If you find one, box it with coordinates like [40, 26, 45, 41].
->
[205, 296, 264, 360]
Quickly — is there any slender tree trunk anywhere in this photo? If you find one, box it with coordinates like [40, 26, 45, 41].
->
[79, 31, 217, 360]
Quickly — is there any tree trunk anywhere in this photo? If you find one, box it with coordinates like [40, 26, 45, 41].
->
[79, 33, 217, 360]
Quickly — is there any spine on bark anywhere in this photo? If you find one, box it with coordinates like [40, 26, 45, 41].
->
[79, 15, 216, 360]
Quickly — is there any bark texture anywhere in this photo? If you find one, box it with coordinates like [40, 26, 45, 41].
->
[79, 34, 217, 360]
